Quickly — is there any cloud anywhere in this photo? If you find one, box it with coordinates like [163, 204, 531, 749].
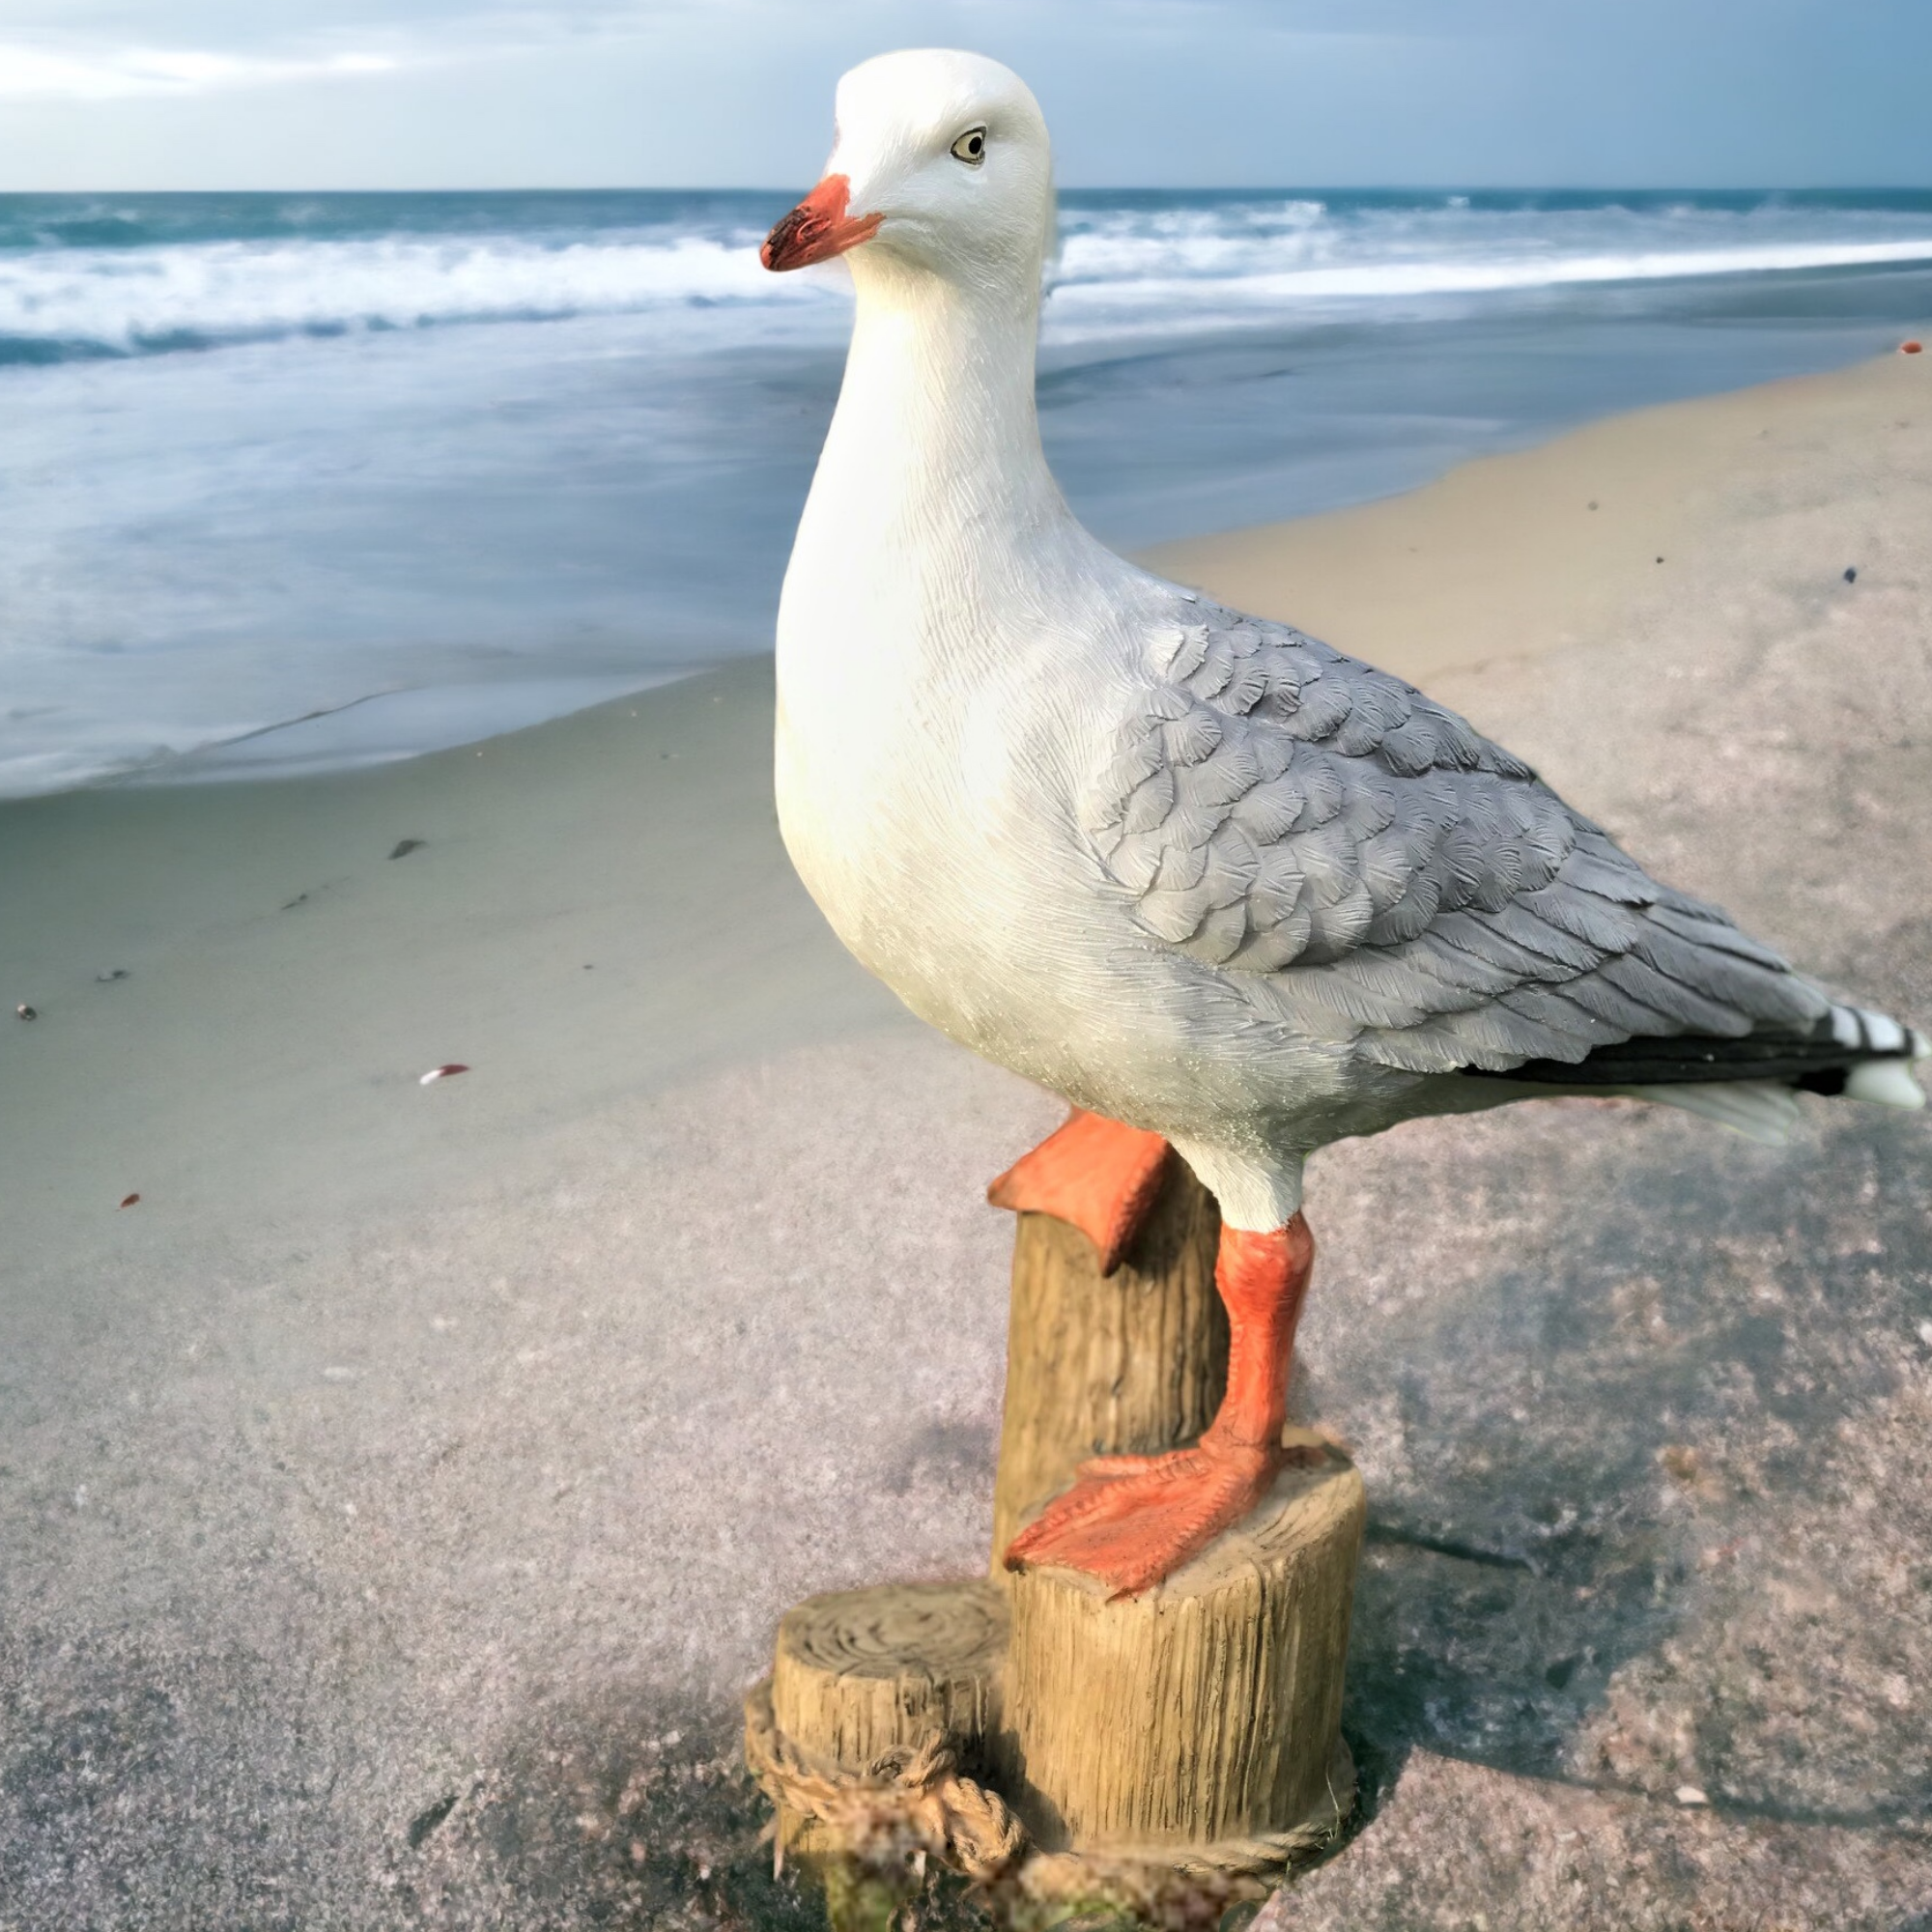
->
[0, 0, 1924, 188]
[0, 41, 405, 99]
[0, 0, 702, 100]
[0, 0, 1413, 107]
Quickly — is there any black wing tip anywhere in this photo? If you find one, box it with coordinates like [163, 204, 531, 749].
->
[1465, 1009, 1920, 1089]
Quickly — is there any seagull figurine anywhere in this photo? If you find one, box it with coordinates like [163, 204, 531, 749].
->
[761, 48, 1928, 1598]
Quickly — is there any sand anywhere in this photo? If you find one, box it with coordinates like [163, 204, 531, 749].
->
[2, 343, 1928, 1929]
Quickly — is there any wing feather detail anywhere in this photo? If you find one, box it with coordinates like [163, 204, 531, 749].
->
[1083, 598, 1833, 1073]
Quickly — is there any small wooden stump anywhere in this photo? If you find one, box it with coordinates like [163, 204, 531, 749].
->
[996, 1433, 1364, 1858]
[771, 1577, 1009, 1773]
[752, 1578, 1014, 1870]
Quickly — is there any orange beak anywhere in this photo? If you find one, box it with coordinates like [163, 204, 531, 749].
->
[760, 175, 883, 271]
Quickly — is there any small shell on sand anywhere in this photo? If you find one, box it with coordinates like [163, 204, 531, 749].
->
[119, 1193, 141, 1208]
[1902, 341, 1923, 355]
[15, 1004, 36, 1020]
[419, 1064, 470, 1085]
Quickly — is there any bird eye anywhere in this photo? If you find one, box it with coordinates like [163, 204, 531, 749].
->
[951, 126, 987, 167]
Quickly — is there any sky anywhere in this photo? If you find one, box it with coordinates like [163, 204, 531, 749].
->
[1, 0, 1929, 192]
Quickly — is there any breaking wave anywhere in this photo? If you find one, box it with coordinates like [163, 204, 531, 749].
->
[5, 188, 1931, 363]
[0, 227, 838, 362]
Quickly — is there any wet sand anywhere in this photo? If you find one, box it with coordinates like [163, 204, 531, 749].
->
[2, 343, 1928, 1928]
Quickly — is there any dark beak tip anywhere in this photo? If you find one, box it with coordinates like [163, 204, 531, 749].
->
[760, 183, 875, 273]
[760, 207, 809, 272]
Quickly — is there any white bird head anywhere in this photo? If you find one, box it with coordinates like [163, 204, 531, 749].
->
[762, 49, 1054, 299]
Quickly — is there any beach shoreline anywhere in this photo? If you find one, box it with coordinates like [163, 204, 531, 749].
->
[1148, 341, 1931, 688]
[10, 183, 1932, 798]
[3, 342, 1929, 1926]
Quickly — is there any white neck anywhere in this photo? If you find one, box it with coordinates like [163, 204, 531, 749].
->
[783, 250, 1081, 644]
[770, 230, 1133, 1018]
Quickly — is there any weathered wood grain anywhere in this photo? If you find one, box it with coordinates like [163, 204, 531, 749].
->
[989, 1161, 1227, 1566]
[997, 1439, 1365, 1854]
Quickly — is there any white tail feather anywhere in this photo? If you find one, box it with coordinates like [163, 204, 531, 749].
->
[1845, 1059, 1927, 1110]
[1618, 1080, 1803, 1146]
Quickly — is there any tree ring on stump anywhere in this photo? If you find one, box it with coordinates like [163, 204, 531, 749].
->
[772, 1577, 1009, 1774]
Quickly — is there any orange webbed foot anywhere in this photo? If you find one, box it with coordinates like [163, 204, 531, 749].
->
[1001, 1213, 1319, 1598]
[1003, 1437, 1283, 1599]
[986, 1109, 1172, 1275]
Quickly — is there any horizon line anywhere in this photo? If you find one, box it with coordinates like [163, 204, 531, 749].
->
[7, 181, 1932, 198]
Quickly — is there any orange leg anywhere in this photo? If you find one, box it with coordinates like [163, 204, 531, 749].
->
[986, 1108, 1173, 1277]
[1003, 1215, 1317, 1597]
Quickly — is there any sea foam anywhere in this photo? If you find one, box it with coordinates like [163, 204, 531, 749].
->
[6, 190, 1931, 363]
[0, 229, 840, 360]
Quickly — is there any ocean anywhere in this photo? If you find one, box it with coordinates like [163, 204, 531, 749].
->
[4, 187, 1930, 797]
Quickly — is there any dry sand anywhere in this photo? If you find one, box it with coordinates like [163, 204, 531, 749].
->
[2, 344, 1929, 1929]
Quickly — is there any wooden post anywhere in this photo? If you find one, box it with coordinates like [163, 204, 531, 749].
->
[994, 1437, 1364, 1857]
[988, 1160, 1227, 1566]
[750, 1150, 1362, 1892]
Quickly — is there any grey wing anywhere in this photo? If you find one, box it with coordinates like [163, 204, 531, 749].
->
[1081, 603, 1830, 1075]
